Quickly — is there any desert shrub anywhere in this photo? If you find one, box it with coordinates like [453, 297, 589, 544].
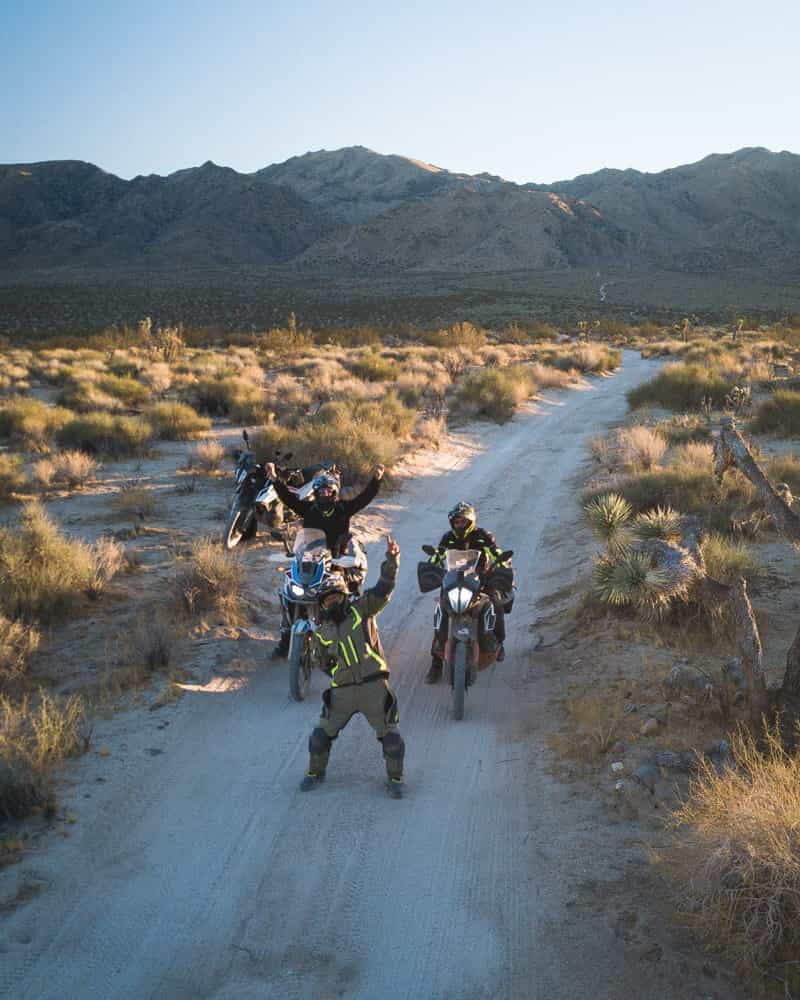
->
[454, 366, 537, 423]
[112, 480, 157, 519]
[593, 549, 681, 618]
[0, 502, 121, 623]
[188, 376, 266, 423]
[31, 450, 96, 490]
[527, 322, 560, 342]
[615, 425, 667, 470]
[627, 363, 737, 411]
[56, 412, 153, 457]
[527, 363, 573, 390]
[766, 455, 800, 495]
[253, 394, 415, 479]
[176, 539, 244, 625]
[701, 533, 758, 582]
[190, 440, 226, 473]
[496, 323, 530, 345]
[0, 453, 27, 499]
[56, 380, 125, 413]
[1, 690, 87, 769]
[670, 441, 714, 471]
[0, 398, 73, 448]
[348, 350, 399, 382]
[96, 373, 150, 406]
[140, 361, 172, 395]
[147, 401, 210, 440]
[583, 466, 755, 533]
[0, 613, 40, 681]
[751, 390, 800, 435]
[314, 325, 382, 348]
[553, 343, 621, 373]
[584, 493, 632, 552]
[656, 414, 711, 444]
[415, 415, 447, 449]
[664, 724, 800, 979]
[423, 321, 486, 351]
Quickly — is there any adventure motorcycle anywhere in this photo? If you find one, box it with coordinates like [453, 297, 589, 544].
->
[418, 545, 514, 720]
[283, 527, 368, 701]
[222, 430, 323, 550]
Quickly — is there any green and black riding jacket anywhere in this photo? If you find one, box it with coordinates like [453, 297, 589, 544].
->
[313, 553, 397, 687]
[430, 526, 508, 579]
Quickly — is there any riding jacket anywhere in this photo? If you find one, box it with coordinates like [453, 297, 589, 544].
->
[430, 525, 507, 578]
[313, 553, 398, 687]
[273, 474, 380, 552]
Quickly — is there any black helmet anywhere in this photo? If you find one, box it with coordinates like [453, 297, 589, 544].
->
[317, 574, 349, 619]
[448, 501, 476, 538]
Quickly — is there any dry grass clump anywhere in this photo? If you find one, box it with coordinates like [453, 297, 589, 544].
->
[0, 502, 121, 623]
[0, 398, 73, 449]
[1, 690, 88, 820]
[551, 343, 621, 373]
[615, 425, 667, 470]
[111, 480, 157, 519]
[176, 539, 245, 625]
[422, 321, 486, 351]
[140, 362, 173, 395]
[146, 401, 210, 440]
[31, 450, 96, 490]
[627, 362, 737, 411]
[751, 389, 800, 435]
[348, 350, 399, 382]
[56, 380, 125, 413]
[415, 415, 447, 449]
[527, 363, 574, 390]
[0, 613, 40, 681]
[56, 412, 152, 457]
[700, 533, 758, 582]
[0, 453, 27, 500]
[670, 441, 714, 471]
[189, 439, 226, 474]
[664, 724, 800, 980]
[454, 366, 538, 423]
[656, 414, 711, 444]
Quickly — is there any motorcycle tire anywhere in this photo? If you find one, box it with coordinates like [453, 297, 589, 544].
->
[453, 642, 467, 721]
[289, 631, 312, 702]
[223, 506, 256, 549]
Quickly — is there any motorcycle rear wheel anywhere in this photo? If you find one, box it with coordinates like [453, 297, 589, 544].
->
[289, 631, 312, 702]
[453, 642, 467, 721]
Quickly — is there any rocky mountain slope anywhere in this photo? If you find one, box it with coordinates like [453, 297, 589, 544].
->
[1, 146, 799, 273]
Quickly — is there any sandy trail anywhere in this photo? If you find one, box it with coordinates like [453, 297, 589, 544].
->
[1, 353, 724, 999]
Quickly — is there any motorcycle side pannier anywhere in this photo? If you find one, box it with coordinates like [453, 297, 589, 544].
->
[417, 561, 444, 593]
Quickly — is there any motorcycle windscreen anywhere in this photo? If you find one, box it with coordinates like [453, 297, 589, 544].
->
[292, 527, 329, 558]
[444, 549, 481, 574]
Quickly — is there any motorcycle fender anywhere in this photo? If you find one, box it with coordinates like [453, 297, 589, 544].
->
[288, 619, 314, 661]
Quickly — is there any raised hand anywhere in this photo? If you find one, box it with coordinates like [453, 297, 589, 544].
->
[374, 464, 385, 481]
[386, 534, 400, 558]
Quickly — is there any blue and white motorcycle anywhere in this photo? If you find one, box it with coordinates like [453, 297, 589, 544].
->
[282, 527, 367, 701]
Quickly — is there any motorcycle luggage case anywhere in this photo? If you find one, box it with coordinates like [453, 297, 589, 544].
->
[417, 561, 443, 594]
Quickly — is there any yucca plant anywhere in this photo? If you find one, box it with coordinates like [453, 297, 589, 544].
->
[594, 550, 674, 619]
[584, 493, 632, 553]
[631, 505, 683, 542]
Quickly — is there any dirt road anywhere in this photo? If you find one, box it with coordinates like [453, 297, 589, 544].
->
[1, 353, 727, 999]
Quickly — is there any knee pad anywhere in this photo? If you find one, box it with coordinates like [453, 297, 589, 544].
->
[309, 727, 332, 755]
[381, 731, 405, 760]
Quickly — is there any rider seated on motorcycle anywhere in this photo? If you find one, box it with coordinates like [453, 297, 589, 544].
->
[425, 501, 511, 684]
[265, 462, 385, 658]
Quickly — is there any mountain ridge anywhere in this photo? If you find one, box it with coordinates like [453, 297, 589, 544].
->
[2, 146, 799, 273]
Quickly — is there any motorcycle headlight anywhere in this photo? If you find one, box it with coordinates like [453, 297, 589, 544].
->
[448, 587, 473, 614]
[289, 582, 305, 598]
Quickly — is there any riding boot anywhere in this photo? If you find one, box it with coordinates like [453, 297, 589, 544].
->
[425, 656, 443, 684]
[270, 631, 290, 659]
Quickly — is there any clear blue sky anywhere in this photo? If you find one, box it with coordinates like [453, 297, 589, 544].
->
[3, 0, 799, 183]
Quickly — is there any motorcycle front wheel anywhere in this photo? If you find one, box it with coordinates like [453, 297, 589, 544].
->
[222, 505, 256, 549]
[453, 642, 467, 721]
[289, 631, 312, 702]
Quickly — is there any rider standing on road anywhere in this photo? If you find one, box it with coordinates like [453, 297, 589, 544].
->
[300, 534, 405, 799]
[265, 462, 385, 658]
[425, 501, 510, 684]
